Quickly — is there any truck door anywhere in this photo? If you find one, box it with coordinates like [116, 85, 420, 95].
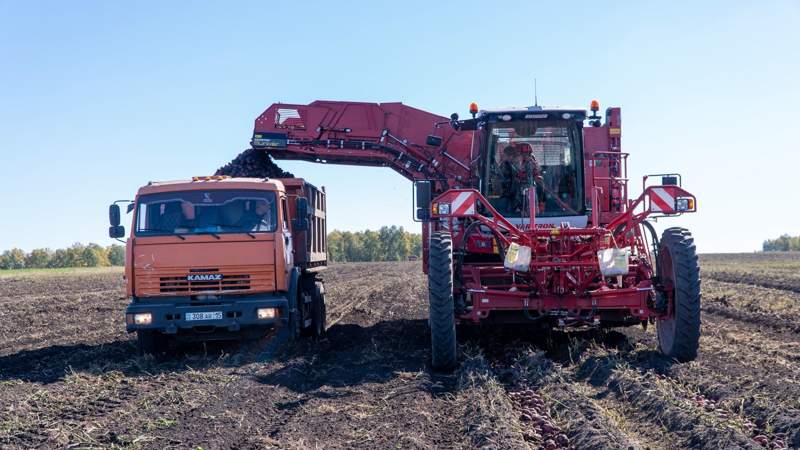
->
[281, 196, 293, 272]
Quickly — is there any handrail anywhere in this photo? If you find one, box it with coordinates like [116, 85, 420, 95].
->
[590, 151, 629, 211]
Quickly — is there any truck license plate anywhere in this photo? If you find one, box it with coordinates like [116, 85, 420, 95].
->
[186, 311, 223, 321]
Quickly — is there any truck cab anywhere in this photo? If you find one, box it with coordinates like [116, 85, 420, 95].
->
[108, 176, 327, 354]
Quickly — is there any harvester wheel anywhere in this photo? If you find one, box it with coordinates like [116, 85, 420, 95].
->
[428, 232, 457, 371]
[656, 227, 701, 361]
[136, 330, 168, 356]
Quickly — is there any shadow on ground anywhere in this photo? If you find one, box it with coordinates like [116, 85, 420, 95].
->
[0, 336, 258, 384]
[256, 318, 443, 393]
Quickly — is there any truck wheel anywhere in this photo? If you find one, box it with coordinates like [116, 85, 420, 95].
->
[311, 281, 327, 338]
[429, 232, 457, 371]
[287, 297, 302, 341]
[656, 227, 701, 362]
[136, 330, 168, 355]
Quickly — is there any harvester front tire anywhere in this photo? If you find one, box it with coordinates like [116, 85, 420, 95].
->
[428, 232, 457, 371]
[656, 227, 701, 362]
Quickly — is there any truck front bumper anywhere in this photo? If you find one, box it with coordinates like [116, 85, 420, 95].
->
[125, 294, 289, 334]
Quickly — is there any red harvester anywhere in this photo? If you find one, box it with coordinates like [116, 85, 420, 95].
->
[251, 99, 700, 370]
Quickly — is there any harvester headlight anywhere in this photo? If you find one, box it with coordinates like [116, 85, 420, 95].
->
[676, 197, 695, 211]
[257, 308, 277, 320]
[438, 202, 451, 215]
[133, 313, 153, 325]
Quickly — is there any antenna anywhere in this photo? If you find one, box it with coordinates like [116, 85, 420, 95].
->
[534, 78, 538, 107]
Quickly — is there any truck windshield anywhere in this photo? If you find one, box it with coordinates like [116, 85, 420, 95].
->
[135, 189, 278, 236]
[485, 120, 583, 217]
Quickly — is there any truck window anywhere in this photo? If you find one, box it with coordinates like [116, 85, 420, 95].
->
[135, 189, 278, 236]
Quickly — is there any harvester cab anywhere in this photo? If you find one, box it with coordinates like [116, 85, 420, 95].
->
[252, 97, 701, 370]
[467, 106, 588, 227]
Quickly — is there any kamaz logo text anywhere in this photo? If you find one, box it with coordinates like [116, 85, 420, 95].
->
[187, 274, 223, 281]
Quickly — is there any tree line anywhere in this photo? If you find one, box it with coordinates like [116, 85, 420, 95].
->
[328, 226, 422, 262]
[0, 227, 423, 270]
[763, 234, 800, 252]
[0, 244, 125, 270]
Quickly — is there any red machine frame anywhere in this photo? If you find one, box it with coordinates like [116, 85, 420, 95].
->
[251, 100, 698, 328]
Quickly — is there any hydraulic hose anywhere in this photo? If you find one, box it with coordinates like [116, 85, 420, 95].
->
[641, 220, 661, 278]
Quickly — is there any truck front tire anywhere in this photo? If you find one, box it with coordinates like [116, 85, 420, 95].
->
[428, 232, 457, 371]
[136, 330, 168, 355]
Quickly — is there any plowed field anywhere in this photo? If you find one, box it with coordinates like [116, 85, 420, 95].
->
[1, 254, 799, 449]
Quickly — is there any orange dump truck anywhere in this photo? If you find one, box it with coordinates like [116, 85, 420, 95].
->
[108, 176, 327, 353]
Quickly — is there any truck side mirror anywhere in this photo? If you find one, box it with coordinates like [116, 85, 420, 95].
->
[415, 181, 431, 221]
[109, 225, 125, 238]
[109, 204, 121, 226]
[293, 197, 309, 231]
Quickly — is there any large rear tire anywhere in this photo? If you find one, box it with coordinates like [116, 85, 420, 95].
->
[656, 227, 701, 361]
[428, 232, 457, 371]
[311, 281, 327, 338]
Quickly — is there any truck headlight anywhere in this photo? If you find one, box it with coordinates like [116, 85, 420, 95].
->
[438, 202, 451, 215]
[133, 313, 153, 325]
[676, 197, 694, 211]
[257, 308, 277, 319]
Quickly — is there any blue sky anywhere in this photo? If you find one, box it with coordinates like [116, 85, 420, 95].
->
[0, 1, 797, 253]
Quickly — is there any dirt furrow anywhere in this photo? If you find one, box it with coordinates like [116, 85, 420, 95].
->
[704, 271, 800, 294]
[3, 256, 800, 449]
[123, 263, 469, 449]
[615, 323, 800, 448]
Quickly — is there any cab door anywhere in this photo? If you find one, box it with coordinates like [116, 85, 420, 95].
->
[280, 196, 293, 271]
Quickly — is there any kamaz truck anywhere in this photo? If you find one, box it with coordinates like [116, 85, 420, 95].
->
[108, 176, 327, 353]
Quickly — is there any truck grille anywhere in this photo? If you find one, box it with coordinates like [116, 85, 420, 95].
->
[135, 266, 276, 297]
[159, 274, 250, 293]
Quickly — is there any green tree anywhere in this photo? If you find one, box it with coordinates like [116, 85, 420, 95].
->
[0, 248, 26, 269]
[763, 234, 800, 251]
[65, 243, 86, 267]
[48, 249, 71, 268]
[341, 231, 362, 262]
[25, 248, 53, 268]
[325, 227, 421, 262]
[410, 233, 422, 259]
[107, 245, 125, 266]
[328, 230, 344, 262]
[361, 230, 382, 261]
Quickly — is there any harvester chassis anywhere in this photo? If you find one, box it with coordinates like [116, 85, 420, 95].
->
[426, 186, 700, 369]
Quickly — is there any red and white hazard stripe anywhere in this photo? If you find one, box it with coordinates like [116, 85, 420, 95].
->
[650, 187, 675, 212]
[451, 192, 476, 215]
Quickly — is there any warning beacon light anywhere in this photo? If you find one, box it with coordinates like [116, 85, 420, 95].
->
[589, 99, 601, 126]
[469, 102, 479, 118]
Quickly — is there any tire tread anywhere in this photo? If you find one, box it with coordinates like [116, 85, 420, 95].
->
[659, 227, 701, 361]
[428, 232, 457, 370]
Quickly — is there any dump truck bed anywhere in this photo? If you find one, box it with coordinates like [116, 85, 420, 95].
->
[280, 178, 327, 270]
